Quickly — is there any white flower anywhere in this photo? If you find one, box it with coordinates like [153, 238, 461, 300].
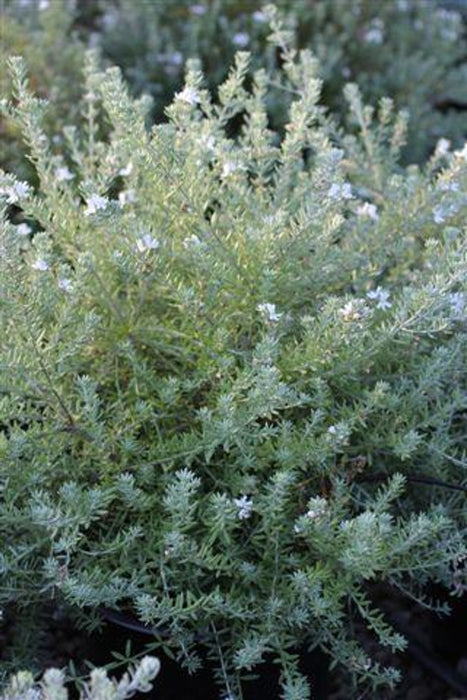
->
[305, 497, 328, 521]
[364, 27, 383, 44]
[367, 286, 391, 310]
[363, 19, 384, 44]
[356, 202, 379, 221]
[233, 32, 250, 47]
[436, 138, 451, 156]
[449, 292, 465, 318]
[327, 426, 337, 435]
[84, 194, 109, 216]
[339, 300, 361, 320]
[16, 223, 32, 236]
[190, 4, 206, 15]
[39, 0, 50, 9]
[175, 86, 200, 105]
[433, 205, 446, 224]
[118, 189, 136, 207]
[252, 10, 267, 23]
[136, 234, 160, 252]
[2, 180, 31, 204]
[183, 234, 201, 248]
[257, 303, 282, 323]
[31, 259, 49, 271]
[438, 180, 459, 193]
[119, 162, 133, 177]
[328, 182, 353, 200]
[58, 278, 72, 292]
[234, 495, 253, 520]
[454, 143, 467, 161]
[55, 166, 74, 182]
[221, 160, 238, 179]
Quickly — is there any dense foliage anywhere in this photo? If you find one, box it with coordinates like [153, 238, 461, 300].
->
[0, 5, 466, 700]
[2, 0, 467, 174]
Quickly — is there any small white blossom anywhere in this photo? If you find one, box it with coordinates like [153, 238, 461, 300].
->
[363, 19, 384, 44]
[433, 205, 446, 224]
[234, 495, 253, 520]
[356, 202, 379, 221]
[39, 0, 50, 9]
[328, 182, 353, 200]
[175, 86, 201, 106]
[233, 32, 250, 47]
[257, 303, 282, 323]
[436, 138, 451, 156]
[454, 143, 467, 161]
[449, 292, 465, 318]
[84, 194, 109, 216]
[339, 300, 369, 320]
[305, 497, 328, 521]
[183, 234, 202, 248]
[190, 4, 206, 15]
[136, 234, 160, 253]
[221, 160, 238, 179]
[437, 180, 459, 193]
[327, 425, 337, 435]
[367, 286, 391, 310]
[118, 189, 136, 207]
[55, 166, 74, 182]
[2, 180, 31, 203]
[31, 259, 49, 271]
[58, 278, 72, 292]
[119, 162, 133, 177]
[16, 223, 32, 236]
[252, 10, 267, 22]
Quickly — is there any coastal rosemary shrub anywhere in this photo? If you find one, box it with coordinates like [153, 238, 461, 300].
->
[2, 0, 466, 170]
[1, 33, 466, 700]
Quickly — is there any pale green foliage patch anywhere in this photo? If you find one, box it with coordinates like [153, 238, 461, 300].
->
[0, 23, 466, 699]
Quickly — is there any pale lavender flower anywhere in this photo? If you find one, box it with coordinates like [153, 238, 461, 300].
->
[233, 32, 250, 47]
[356, 202, 379, 221]
[339, 300, 367, 320]
[136, 234, 160, 253]
[234, 495, 253, 520]
[221, 160, 238, 179]
[55, 166, 74, 182]
[367, 286, 391, 310]
[257, 303, 282, 322]
[183, 234, 201, 248]
[436, 138, 451, 156]
[84, 194, 109, 216]
[328, 182, 353, 200]
[433, 206, 446, 224]
[16, 223, 32, 236]
[363, 19, 384, 44]
[175, 86, 201, 105]
[3, 180, 31, 203]
[454, 143, 467, 160]
[118, 189, 136, 207]
[449, 292, 465, 318]
[119, 162, 133, 177]
[31, 259, 49, 271]
[190, 4, 206, 15]
[252, 10, 267, 22]
[58, 278, 72, 292]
